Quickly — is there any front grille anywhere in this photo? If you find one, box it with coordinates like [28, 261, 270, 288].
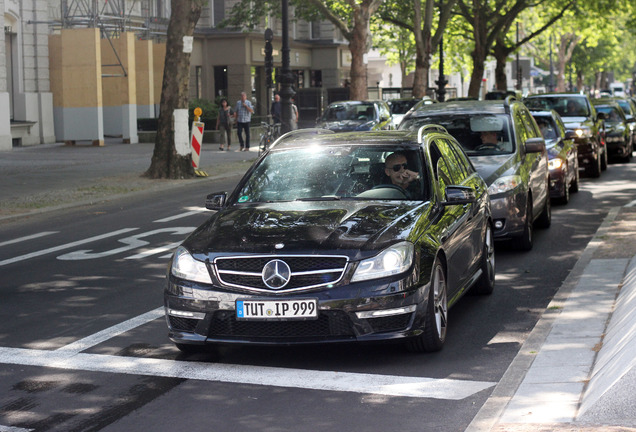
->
[215, 255, 348, 292]
[169, 316, 198, 332]
[207, 310, 355, 340]
[366, 314, 413, 333]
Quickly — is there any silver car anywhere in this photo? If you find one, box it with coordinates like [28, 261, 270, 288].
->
[400, 98, 551, 251]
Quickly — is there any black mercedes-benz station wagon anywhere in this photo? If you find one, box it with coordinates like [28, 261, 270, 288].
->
[164, 127, 494, 353]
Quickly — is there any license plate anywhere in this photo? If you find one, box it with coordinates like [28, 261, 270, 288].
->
[236, 299, 318, 320]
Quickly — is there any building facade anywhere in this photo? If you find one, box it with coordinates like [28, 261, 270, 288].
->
[2, 0, 55, 150]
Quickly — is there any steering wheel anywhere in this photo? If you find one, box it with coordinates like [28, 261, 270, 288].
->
[371, 184, 408, 198]
[475, 143, 499, 151]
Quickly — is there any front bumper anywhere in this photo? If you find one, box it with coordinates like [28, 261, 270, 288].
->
[574, 138, 598, 169]
[164, 271, 431, 346]
[488, 191, 527, 240]
[605, 135, 630, 157]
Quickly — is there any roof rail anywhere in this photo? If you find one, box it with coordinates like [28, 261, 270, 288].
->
[270, 128, 335, 149]
[417, 124, 448, 143]
[504, 95, 517, 113]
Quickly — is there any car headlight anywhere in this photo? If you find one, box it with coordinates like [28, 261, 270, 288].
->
[575, 127, 592, 138]
[171, 246, 213, 284]
[487, 175, 522, 195]
[351, 241, 414, 282]
[548, 158, 564, 170]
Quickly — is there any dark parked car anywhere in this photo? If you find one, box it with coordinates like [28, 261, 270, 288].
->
[317, 100, 394, 131]
[614, 97, 636, 147]
[524, 93, 607, 177]
[399, 97, 551, 251]
[387, 97, 436, 127]
[165, 127, 494, 353]
[530, 109, 580, 204]
[591, 99, 633, 162]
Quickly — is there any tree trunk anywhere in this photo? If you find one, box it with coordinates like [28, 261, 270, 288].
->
[145, 0, 202, 179]
[348, 6, 371, 100]
[493, 40, 508, 91]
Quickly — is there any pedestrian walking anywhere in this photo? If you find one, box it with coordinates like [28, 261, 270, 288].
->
[234, 91, 254, 151]
[291, 97, 299, 130]
[271, 94, 282, 124]
[215, 98, 233, 151]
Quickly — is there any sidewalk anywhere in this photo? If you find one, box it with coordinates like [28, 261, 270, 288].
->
[468, 206, 636, 432]
[1, 140, 636, 431]
[0, 139, 257, 220]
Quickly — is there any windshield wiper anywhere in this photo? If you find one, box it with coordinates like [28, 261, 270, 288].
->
[295, 196, 341, 201]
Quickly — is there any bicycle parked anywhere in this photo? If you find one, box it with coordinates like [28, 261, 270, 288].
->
[259, 122, 281, 155]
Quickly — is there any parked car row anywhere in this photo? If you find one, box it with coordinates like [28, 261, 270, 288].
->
[162, 92, 633, 356]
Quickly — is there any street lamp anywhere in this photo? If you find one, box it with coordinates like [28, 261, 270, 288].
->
[436, 35, 447, 102]
[279, 0, 295, 134]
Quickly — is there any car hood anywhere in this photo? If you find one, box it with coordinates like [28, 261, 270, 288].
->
[470, 154, 518, 185]
[317, 120, 376, 131]
[184, 201, 429, 260]
[561, 116, 591, 129]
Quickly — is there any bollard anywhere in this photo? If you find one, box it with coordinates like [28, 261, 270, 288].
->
[191, 107, 208, 177]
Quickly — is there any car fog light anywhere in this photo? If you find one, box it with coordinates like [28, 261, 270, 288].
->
[356, 305, 417, 319]
[167, 309, 206, 320]
[494, 220, 504, 230]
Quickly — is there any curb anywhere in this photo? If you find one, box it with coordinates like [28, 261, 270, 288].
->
[465, 207, 621, 432]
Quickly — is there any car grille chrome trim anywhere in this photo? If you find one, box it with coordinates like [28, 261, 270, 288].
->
[214, 254, 349, 293]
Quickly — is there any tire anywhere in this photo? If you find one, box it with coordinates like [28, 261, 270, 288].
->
[588, 153, 602, 178]
[472, 224, 495, 295]
[557, 169, 570, 205]
[405, 258, 447, 353]
[601, 147, 608, 171]
[570, 163, 580, 193]
[536, 186, 552, 228]
[517, 198, 533, 251]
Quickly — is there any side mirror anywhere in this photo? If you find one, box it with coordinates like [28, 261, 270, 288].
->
[564, 130, 577, 140]
[597, 112, 606, 120]
[206, 192, 227, 210]
[525, 137, 546, 153]
[442, 186, 476, 206]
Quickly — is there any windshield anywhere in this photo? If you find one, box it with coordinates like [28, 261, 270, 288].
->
[525, 97, 590, 117]
[234, 146, 428, 203]
[533, 116, 558, 140]
[321, 103, 376, 122]
[388, 100, 419, 115]
[595, 106, 624, 122]
[400, 114, 514, 156]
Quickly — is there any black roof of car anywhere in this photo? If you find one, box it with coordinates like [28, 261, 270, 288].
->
[271, 128, 447, 150]
[407, 99, 518, 116]
[525, 92, 590, 99]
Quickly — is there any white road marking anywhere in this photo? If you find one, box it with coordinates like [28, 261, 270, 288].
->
[0, 232, 58, 248]
[125, 240, 184, 260]
[0, 346, 494, 400]
[0, 425, 34, 432]
[56, 227, 193, 261]
[56, 308, 165, 354]
[0, 228, 138, 267]
[154, 208, 207, 223]
[626, 199, 636, 207]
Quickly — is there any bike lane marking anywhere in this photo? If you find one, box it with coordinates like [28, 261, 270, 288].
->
[0, 228, 138, 267]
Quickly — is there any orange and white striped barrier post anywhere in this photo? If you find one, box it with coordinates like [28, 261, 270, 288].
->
[191, 107, 207, 177]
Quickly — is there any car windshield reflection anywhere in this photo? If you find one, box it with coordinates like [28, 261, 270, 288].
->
[235, 146, 428, 203]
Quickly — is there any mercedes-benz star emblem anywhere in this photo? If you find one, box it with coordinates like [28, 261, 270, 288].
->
[262, 259, 291, 289]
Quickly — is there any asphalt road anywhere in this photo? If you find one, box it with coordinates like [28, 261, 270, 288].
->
[1, 159, 635, 432]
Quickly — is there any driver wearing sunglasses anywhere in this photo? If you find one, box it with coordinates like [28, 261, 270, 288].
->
[384, 152, 420, 191]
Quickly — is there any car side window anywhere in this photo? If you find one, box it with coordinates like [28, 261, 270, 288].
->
[430, 142, 455, 194]
[514, 110, 530, 146]
[436, 139, 468, 183]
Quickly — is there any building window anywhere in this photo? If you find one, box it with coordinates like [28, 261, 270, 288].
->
[310, 21, 321, 39]
[213, 0, 225, 26]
